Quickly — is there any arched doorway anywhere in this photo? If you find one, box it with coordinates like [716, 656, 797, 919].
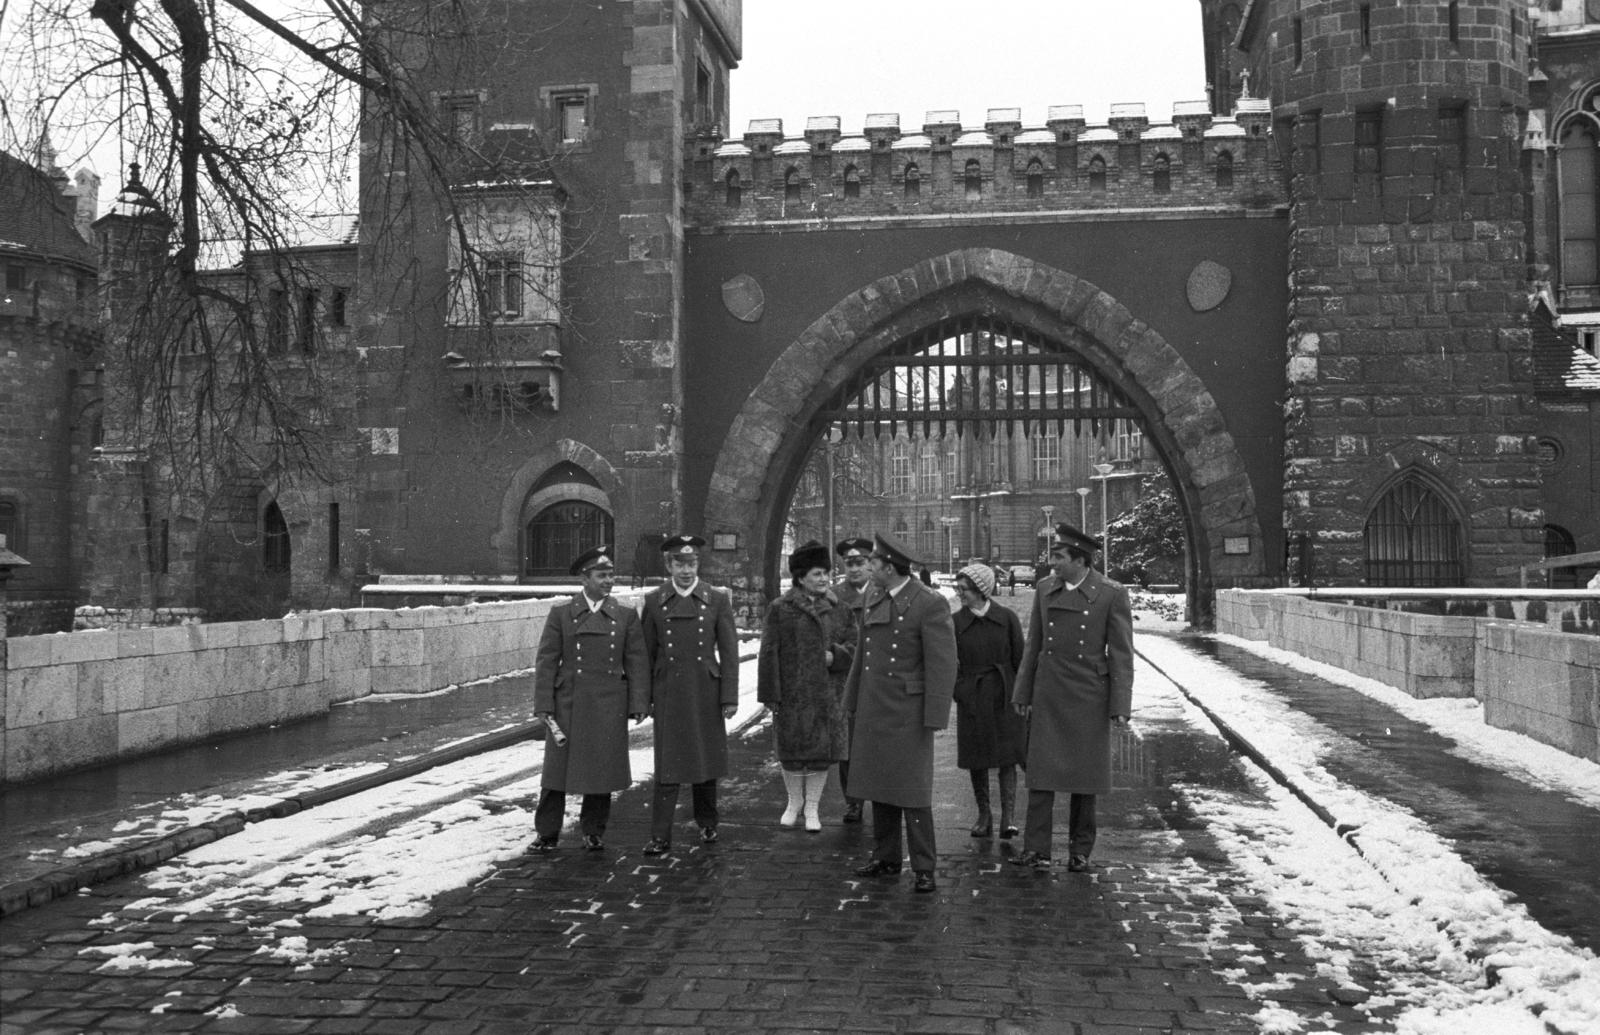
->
[702, 249, 1266, 624]
[1363, 474, 1466, 587]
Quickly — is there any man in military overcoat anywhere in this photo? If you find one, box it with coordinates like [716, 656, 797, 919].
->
[530, 545, 651, 852]
[844, 532, 958, 893]
[1011, 523, 1134, 873]
[832, 536, 873, 823]
[639, 534, 740, 855]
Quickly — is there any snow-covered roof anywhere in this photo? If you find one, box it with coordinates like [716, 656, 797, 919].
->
[892, 134, 933, 151]
[1173, 100, 1213, 118]
[714, 142, 751, 158]
[925, 110, 961, 125]
[1015, 129, 1056, 145]
[1078, 127, 1118, 144]
[1206, 120, 1248, 139]
[747, 118, 782, 135]
[774, 139, 810, 156]
[954, 130, 993, 147]
[864, 113, 901, 130]
[1144, 125, 1184, 142]
[832, 137, 871, 153]
[986, 108, 1022, 124]
[806, 116, 841, 133]
[1047, 105, 1085, 122]
[1110, 102, 1147, 120]
[1235, 97, 1272, 115]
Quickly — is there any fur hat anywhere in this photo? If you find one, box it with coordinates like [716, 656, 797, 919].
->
[958, 563, 996, 599]
[788, 540, 831, 576]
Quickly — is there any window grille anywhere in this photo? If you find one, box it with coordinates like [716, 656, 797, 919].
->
[1363, 478, 1463, 586]
[525, 501, 613, 577]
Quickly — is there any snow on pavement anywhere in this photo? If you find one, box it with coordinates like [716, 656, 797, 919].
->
[1135, 634, 1600, 1035]
[1212, 632, 1600, 812]
[123, 654, 761, 923]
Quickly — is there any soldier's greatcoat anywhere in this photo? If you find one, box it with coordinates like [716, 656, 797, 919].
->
[1011, 569, 1134, 795]
[641, 580, 740, 784]
[533, 594, 651, 794]
[843, 578, 958, 808]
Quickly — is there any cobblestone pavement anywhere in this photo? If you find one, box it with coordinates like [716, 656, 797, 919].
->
[2, 658, 1404, 1035]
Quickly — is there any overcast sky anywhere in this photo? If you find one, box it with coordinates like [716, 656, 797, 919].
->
[730, 0, 1208, 137]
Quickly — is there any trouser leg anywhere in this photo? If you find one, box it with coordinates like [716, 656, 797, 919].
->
[691, 779, 718, 830]
[1024, 788, 1056, 857]
[1067, 793, 1098, 858]
[651, 782, 681, 841]
[904, 806, 936, 872]
[579, 793, 611, 838]
[839, 759, 861, 805]
[534, 789, 566, 840]
[871, 802, 904, 864]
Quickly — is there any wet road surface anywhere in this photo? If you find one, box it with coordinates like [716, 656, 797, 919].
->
[1186, 636, 1600, 955]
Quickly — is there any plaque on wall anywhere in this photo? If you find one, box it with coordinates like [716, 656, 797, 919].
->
[1223, 536, 1251, 555]
[712, 532, 740, 551]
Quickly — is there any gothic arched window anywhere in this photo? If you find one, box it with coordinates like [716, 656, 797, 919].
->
[1216, 151, 1234, 189]
[1088, 155, 1107, 193]
[526, 501, 613, 578]
[1559, 117, 1600, 301]
[904, 162, 921, 198]
[725, 168, 741, 208]
[1153, 154, 1171, 193]
[785, 167, 802, 203]
[844, 165, 861, 199]
[1026, 158, 1044, 197]
[1363, 476, 1464, 586]
[1545, 524, 1580, 589]
[964, 159, 982, 201]
[263, 500, 291, 574]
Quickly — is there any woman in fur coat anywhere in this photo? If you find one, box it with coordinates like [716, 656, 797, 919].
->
[756, 540, 857, 831]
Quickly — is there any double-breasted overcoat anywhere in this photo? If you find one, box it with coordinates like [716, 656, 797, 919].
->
[533, 595, 651, 794]
[843, 578, 958, 808]
[1011, 569, 1134, 794]
[641, 580, 740, 784]
[756, 587, 855, 764]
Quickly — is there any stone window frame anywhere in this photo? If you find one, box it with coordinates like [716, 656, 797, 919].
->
[1025, 158, 1045, 197]
[1086, 152, 1109, 193]
[1031, 433, 1061, 482]
[445, 186, 563, 328]
[889, 438, 913, 496]
[963, 159, 983, 201]
[0, 491, 25, 554]
[434, 89, 488, 146]
[784, 166, 804, 202]
[1214, 148, 1235, 189]
[903, 162, 922, 198]
[538, 83, 600, 152]
[1552, 84, 1600, 303]
[725, 167, 742, 207]
[843, 164, 861, 199]
[1361, 467, 1469, 587]
[1152, 153, 1173, 193]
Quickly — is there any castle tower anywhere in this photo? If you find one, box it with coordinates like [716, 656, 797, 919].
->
[1253, 0, 1544, 585]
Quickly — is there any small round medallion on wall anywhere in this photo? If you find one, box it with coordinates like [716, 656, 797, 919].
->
[721, 273, 765, 323]
[1186, 260, 1232, 312]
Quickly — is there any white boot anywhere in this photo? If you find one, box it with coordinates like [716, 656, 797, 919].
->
[803, 769, 827, 832]
[780, 769, 804, 827]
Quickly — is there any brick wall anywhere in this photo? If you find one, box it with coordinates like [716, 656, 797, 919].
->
[1265, 0, 1544, 583]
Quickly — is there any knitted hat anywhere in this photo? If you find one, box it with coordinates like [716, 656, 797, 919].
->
[958, 563, 996, 599]
[788, 540, 831, 576]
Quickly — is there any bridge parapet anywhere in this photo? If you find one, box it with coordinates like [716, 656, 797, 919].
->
[685, 99, 1284, 225]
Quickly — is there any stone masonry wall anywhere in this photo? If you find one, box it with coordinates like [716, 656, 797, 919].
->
[1217, 589, 1600, 762]
[1, 598, 554, 783]
[1267, 0, 1545, 583]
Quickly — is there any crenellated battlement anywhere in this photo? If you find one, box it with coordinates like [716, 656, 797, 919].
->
[684, 99, 1285, 225]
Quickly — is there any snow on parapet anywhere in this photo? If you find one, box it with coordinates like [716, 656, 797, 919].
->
[736, 101, 1253, 143]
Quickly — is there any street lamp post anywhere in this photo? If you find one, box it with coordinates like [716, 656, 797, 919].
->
[1074, 486, 1090, 531]
[1039, 505, 1054, 562]
[1092, 462, 1115, 574]
[939, 515, 960, 571]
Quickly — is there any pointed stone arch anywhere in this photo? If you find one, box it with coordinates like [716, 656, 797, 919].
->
[492, 439, 624, 574]
[703, 247, 1267, 622]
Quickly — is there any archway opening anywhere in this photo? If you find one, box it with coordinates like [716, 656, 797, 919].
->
[524, 501, 613, 578]
[776, 314, 1191, 602]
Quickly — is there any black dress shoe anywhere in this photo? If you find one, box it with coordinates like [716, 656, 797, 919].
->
[854, 859, 903, 877]
[582, 834, 605, 852]
[912, 871, 937, 893]
[999, 825, 1020, 840]
[700, 826, 718, 844]
[642, 837, 671, 856]
[1066, 854, 1090, 872]
[842, 802, 863, 823]
[1009, 850, 1051, 870]
[527, 835, 557, 853]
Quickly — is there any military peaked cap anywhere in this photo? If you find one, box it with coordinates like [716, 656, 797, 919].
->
[871, 531, 924, 569]
[661, 534, 706, 558]
[570, 544, 615, 576]
[835, 537, 873, 559]
[1051, 522, 1102, 555]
